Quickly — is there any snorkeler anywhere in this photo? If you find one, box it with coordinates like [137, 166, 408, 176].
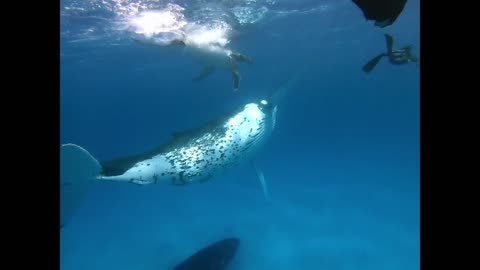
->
[133, 29, 253, 91]
[362, 33, 418, 73]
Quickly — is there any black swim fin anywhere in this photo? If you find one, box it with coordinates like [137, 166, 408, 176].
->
[352, 0, 407, 28]
[384, 33, 394, 54]
[172, 238, 240, 270]
[362, 53, 386, 73]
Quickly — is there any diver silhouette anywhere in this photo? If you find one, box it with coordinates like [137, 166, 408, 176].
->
[362, 33, 418, 73]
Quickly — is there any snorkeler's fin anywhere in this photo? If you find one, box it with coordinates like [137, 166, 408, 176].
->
[362, 53, 386, 73]
[250, 160, 269, 202]
[192, 66, 215, 82]
[60, 144, 102, 229]
[384, 33, 394, 54]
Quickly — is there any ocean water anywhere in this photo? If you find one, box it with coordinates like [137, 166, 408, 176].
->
[60, 0, 420, 269]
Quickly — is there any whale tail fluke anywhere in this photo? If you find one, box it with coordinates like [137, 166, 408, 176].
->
[60, 143, 102, 229]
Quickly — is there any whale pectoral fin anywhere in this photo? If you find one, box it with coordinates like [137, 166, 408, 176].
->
[192, 66, 215, 82]
[250, 160, 269, 202]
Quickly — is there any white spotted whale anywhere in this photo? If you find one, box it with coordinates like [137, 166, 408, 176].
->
[61, 99, 277, 229]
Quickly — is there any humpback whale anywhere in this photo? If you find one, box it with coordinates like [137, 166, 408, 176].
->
[60, 99, 277, 228]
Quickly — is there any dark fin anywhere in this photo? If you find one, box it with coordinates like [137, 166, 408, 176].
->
[173, 238, 240, 270]
[384, 33, 394, 54]
[232, 68, 240, 91]
[230, 52, 254, 64]
[352, 0, 407, 28]
[362, 53, 386, 73]
[192, 66, 215, 82]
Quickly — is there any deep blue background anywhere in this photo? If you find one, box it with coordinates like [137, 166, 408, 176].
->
[60, 1, 420, 269]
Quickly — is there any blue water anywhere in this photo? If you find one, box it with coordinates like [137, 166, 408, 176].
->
[60, 0, 420, 269]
